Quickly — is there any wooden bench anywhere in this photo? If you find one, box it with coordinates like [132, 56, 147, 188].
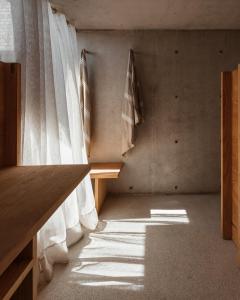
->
[90, 162, 123, 213]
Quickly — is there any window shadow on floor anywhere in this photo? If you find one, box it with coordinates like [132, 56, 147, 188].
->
[39, 194, 240, 300]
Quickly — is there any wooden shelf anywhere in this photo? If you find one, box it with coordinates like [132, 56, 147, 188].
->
[0, 164, 90, 276]
[0, 259, 33, 300]
[90, 162, 123, 179]
[0, 63, 90, 298]
[0, 164, 90, 299]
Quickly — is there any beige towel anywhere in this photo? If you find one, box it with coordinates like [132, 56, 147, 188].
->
[122, 49, 143, 156]
[80, 49, 91, 156]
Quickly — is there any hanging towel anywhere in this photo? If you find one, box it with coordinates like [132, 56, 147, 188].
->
[122, 49, 143, 156]
[80, 49, 91, 156]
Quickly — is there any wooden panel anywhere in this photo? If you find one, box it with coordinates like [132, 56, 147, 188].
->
[94, 178, 107, 213]
[0, 62, 21, 167]
[0, 259, 33, 300]
[32, 236, 38, 300]
[12, 268, 35, 300]
[221, 71, 233, 239]
[232, 69, 238, 238]
[0, 63, 5, 163]
[233, 224, 239, 247]
[0, 238, 36, 300]
[237, 65, 240, 255]
[90, 162, 123, 179]
[0, 164, 90, 276]
[232, 198, 238, 228]
[11, 237, 38, 300]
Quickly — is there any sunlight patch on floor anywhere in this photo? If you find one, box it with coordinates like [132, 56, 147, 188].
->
[69, 208, 189, 290]
[72, 261, 144, 277]
[78, 280, 139, 287]
[78, 232, 145, 259]
[150, 209, 189, 223]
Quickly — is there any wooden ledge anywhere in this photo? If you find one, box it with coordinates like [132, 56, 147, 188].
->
[90, 162, 123, 179]
[90, 162, 123, 213]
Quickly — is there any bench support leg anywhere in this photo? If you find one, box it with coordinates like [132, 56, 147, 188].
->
[94, 178, 107, 213]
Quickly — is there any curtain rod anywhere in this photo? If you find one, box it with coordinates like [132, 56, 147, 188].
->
[50, 4, 76, 28]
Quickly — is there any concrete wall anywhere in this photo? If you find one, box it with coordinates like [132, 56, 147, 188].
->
[77, 30, 240, 194]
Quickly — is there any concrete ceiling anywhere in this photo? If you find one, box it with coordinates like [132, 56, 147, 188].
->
[51, 0, 240, 30]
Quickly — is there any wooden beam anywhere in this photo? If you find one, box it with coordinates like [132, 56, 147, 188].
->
[221, 71, 233, 240]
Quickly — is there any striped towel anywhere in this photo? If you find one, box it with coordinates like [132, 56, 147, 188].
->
[122, 49, 143, 156]
[80, 49, 91, 156]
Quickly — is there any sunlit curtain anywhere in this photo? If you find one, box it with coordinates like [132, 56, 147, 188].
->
[0, 0, 98, 282]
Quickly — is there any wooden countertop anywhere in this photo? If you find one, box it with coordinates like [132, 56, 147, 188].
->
[0, 164, 90, 276]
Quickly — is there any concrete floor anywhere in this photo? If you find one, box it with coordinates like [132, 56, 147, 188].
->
[38, 194, 240, 300]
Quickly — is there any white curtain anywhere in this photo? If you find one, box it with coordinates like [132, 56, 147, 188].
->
[0, 0, 98, 282]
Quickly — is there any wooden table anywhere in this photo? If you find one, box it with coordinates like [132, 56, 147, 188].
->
[0, 164, 90, 299]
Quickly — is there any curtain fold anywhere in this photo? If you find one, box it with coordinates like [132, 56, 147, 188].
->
[0, 0, 98, 282]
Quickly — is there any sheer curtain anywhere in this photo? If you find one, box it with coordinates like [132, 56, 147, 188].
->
[0, 0, 98, 282]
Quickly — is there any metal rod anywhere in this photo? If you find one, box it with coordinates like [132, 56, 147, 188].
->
[50, 4, 75, 28]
